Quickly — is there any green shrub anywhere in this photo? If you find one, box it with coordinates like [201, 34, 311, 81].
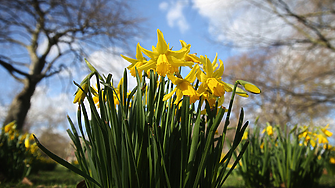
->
[30, 156, 58, 173]
[234, 123, 333, 188]
[0, 122, 38, 182]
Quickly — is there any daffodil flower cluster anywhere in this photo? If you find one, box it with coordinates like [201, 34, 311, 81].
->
[1, 121, 40, 181]
[73, 77, 126, 108]
[120, 29, 261, 107]
[73, 29, 261, 109]
[262, 124, 274, 136]
[298, 124, 333, 148]
[2, 121, 38, 153]
[237, 123, 334, 188]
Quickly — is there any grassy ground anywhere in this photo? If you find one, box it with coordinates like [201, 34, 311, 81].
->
[221, 173, 335, 188]
[1, 165, 335, 187]
[1, 165, 83, 188]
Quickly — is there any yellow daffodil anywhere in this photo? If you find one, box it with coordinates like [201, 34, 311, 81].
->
[225, 83, 249, 98]
[242, 130, 248, 140]
[25, 136, 30, 149]
[310, 139, 316, 148]
[262, 125, 273, 136]
[138, 29, 193, 77]
[4, 121, 15, 133]
[324, 144, 332, 150]
[196, 54, 232, 107]
[237, 80, 261, 94]
[163, 64, 200, 104]
[20, 133, 27, 143]
[121, 43, 147, 78]
[260, 142, 264, 149]
[299, 130, 316, 147]
[180, 40, 201, 63]
[112, 78, 124, 106]
[321, 124, 333, 137]
[316, 133, 329, 144]
[91, 84, 105, 108]
[73, 83, 89, 104]
[330, 157, 335, 164]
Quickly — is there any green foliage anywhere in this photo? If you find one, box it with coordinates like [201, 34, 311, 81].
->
[33, 29, 262, 187]
[34, 66, 257, 188]
[0, 122, 38, 182]
[234, 123, 271, 188]
[30, 156, 58, 173]
[234, 123, 332, 188]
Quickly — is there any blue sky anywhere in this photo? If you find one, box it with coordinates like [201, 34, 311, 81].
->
[129, 0, 236, 64]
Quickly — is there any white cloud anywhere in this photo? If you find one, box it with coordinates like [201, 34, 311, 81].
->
[24, 85, 77, 135]
[159, 1, 190, 33]
[192, 0, 293, 47]
[87, 47, 138, 90]
[159, 1, 169, 10]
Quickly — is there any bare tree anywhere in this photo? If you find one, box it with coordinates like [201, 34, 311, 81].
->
[204, 0, 335, 126]
[215, 0, 335, 51]
[224, 48, 335, 126]
[0, 0, 143, 130]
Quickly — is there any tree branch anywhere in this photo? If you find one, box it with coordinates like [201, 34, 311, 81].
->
[274, 0, 335, 50]
[0, 59, 29, 82]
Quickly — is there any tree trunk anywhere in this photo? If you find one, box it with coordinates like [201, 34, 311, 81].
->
[3, 78, 38, 130]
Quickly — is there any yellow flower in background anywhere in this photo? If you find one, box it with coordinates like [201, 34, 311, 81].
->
[121, 43, 147, 78]
[138, 29, 193, 77]
[92, 85, 106, 108]
[316, 133, 329, 144]
[310, 139, 316, 148]
[330, 157, 335, 164]
[300, 130, 317, 147]
[262, 125, 273, 136]
[242, 130, 248, 140]
[29, 143, 38, 154]
[321, 124, 333, 137]
[25, 136, 30, 149]
[324, 144, 333, 150]
[112, 78, 124, 106]
[260, 142, 264, 149]
[298, 124, 332, 148]
[73, 83, 89, 104]
[20, 133, 27, 143]
[163, 65, 200, 104]
[4, 121, 15, 133]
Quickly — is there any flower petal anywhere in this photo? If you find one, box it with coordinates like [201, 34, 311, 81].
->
[138, 59, 156, 72]
[163, 87, 177, 101]
[238, 80, 261, 94]
[184, 64, 198, 83]
[139, 44, 158, 59]
[156, 29, 168, 54]
[135, 43, 144, 60]
[121, 54, 138, 65]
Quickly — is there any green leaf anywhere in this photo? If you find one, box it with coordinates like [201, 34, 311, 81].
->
[33, 135, 101, 187]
